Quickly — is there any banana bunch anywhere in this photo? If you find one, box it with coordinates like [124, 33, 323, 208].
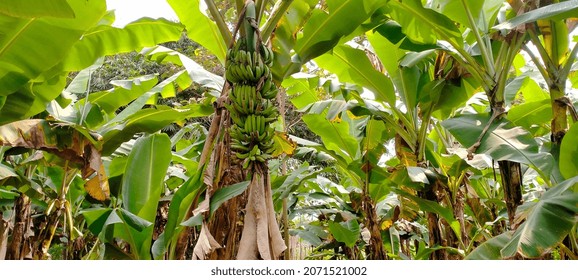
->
[226, 39, 278, 168]
[225, 44, 274, 84]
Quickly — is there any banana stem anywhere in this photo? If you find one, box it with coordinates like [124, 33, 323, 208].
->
[528, 28, 558, 75]
[278, 87, 290, 259]
[416, 107, 433, 163]
[79, 70, 93, 126]
[40, 161, 72, 259]
[494, 33, 525, 105]
[244, 0, 257, 52]
[255, 0, 266, 25]
[522, 44, 552, 85]
[460, 0, 495, 75]
[560, 42, 578, 81]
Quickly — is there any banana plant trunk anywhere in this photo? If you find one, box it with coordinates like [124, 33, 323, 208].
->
[362, 186, 387, 259]
[0, 212, 8, 259]
[498, 160, 523, 227]
[206, 121, 248, 259]
[492, 99, 523, 228]
[6, 194, 32, 260]
[550, 85, 569, 145]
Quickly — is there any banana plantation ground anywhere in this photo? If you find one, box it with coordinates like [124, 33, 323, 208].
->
[1, 0, 578, 260]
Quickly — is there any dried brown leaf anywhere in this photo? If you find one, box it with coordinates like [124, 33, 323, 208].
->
[192, 222, 222, 260]
[0, 120, 109, 201]
[237, 171, 286, 260]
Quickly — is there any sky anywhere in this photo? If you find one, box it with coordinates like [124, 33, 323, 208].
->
[106, 0, 178, 27]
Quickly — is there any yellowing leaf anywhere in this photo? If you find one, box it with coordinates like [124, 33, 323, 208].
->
[346, 110, 364, 120]
[271, 132, 297, 157]
[330, 114, 342, 123]
[380, 220, 393, 230]
[85, 164, 110, 201]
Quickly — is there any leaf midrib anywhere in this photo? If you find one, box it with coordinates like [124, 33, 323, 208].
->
[487, 124, 538, 167]
[144, 136, 155, 210]
[328, 121, 354, 159]
[0, 18, 34, 58]
[392, 0, 459, 44]
[509, 102, 549, 123]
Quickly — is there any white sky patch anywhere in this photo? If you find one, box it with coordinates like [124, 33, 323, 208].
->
[106, 0, 178, 27]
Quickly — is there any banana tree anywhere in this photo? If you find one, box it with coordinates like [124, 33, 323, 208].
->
[504, 0, 578, 163]
[155, 0, 389, 260]
[462, 0, 578, 259]
[302, 0, 572, 260]
[386, 0, 577, 259]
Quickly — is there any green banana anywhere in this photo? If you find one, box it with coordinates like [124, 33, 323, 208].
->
[237, 151, 251, 160]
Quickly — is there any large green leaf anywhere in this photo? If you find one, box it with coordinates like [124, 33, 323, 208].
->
[494, 0, 578, 31]
[294, 0, 383, 63]
[109, 71, 191, 124]
[328, 219, 360, 248]
[81, 208, 114, 235]
[167, 0, 227, 64]
[507, 100, 551, 132]
[210, 181, 250, 214]
[121, 134, 171, 223]
[274, 163, 324, 204]
[117, 134, 172, 260]
[302, 114, 360, 161]
[0, 0, 106, 96]
[315, 45, 395, 106]
[441, 114, 554, 179]
[99, 104, 212, 155]
[367, 29, 421, 108]
[281, 74, 321, 109]
[366, 27, 407, 77]
[160, 167, 205, 256]
[81, 207, 155, 259]
[0, 163, 17, 180]
[63, 17, 184, 71]
[560, 123, 578, 179]
[88, 75, 158, 114]
[465, 232, 513, 260]
[387, 0, 462, 46]
[368, 24, 438, 112]
[432, 0, 503, 32]
[141, 46, 224, 93]
[0, 74, 68, 125]
[501, 177, 578, 258]
[0, 0, 75, 18]
[369, 20, 438, 53]
[116, 208, 154, 232]
[270, 0, 317, 80]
